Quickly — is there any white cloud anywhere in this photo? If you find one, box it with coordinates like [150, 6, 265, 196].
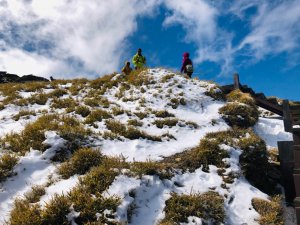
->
[0, 0, 299, 78]
[238, 0, 300, 61]
[0, 0, 160, 78]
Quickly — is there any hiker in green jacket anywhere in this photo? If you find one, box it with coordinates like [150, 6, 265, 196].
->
[132, 48, 146, 69]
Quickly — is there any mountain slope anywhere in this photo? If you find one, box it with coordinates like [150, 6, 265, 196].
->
[0, 68, 293, 225]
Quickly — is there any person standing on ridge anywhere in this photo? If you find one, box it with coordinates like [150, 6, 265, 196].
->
[180, 52, 193, 78]
[132, 48, 146, 70]
[121, 61, 132, 76]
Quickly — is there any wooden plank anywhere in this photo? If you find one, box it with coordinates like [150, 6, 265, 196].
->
[290, 105, 300, 110]
[255, 97, 283, 116]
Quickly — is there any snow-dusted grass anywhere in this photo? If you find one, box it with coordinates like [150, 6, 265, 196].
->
[0, 68, 294, 224]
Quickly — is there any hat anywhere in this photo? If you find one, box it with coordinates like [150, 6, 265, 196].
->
[183, 52, 189, 57]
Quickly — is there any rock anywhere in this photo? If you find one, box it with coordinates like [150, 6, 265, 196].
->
[0, 71, 49, 83]
[18, 74, 49, 82]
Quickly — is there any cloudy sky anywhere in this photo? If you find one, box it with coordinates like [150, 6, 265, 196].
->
[0, 0, 299, 100]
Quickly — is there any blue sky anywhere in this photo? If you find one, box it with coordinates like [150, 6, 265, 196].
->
[0, 0, 300, 100]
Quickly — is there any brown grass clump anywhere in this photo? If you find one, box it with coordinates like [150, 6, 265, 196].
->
[226, 89, 256, 106]
[252, 196, 283, 225]
[126, 68, 154, 86]
[160, 192, 225, 224]
[130, 161, 173, 180]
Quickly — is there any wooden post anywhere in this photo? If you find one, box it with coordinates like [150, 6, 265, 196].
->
[283, 99, 292, 132]
[278, 141, 296, 204]
[233, 73, 240, 90]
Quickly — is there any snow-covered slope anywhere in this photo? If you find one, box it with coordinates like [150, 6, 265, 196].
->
[0, 68, 294, 224]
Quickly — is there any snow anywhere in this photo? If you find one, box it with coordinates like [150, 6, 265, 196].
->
[0, 68, 295, 224]
[254, 117, 293, 148]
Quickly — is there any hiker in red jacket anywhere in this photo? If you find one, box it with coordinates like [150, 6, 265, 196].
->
[180, 52, 193, 78]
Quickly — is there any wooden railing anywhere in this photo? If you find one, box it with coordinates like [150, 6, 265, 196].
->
[223, 73, 300, 222]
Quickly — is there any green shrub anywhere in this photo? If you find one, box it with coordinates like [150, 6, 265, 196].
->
[130, 161, 173, 180]
[111, 107, 125, 116]
[79, 165, 118, 194]
[161, 192, 225, 224]
[0, 153, 18, 182]
[9, 199, 42, 225]
[219, 103, 259, 128]
[105, 120, 161, 141]
[160, 74, 175, 83]
[24, 185, 46, 203]
[205, 86, 225, 101]
[252, 196, 283, 225]
[58, 148, 103, 179]
[134, 111, 148, 120]
[153, 118, 179, 129]
[51, 97, 77, 109]
[27, 93, 48, 105]
[75, 105, 91, 117]
[68, 186, 120, 224]
[238, 133, 275, 194]
[42, 194, 71, 225]
[48, 89, 68, 98]
[85, 109, 112, 124]
[153, 110, 175, 118]
[0, 103, 4, 110]
[127, 119, 143, 127]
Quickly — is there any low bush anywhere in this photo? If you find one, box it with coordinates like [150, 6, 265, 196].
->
[105, 119, 161, 141]
[0, 153, 18, 182]
[163, 135, 229, 172]
[58, 148, 103, 179]
[68, 186, 120, 224]
[219, 102, 259, 128]
[13, 110, 36, 121]
[238, 133, 275, 194]
[130, 161, 173, 180]
[127, 119, 143, 127]
[42, 194, 71, 225]
[160, 192, 225, 224]
[75, 105, 91, 117]
[9, 199, 42, 225]
[126, 68, 153, 86]
[51, 97, 77, 109]
[0, 103, 4, 110]
[153, 110, 175, 118]
[205, 86, 225, 101]
[85, 109, 112, 124]
[252, 196, 283, 225]
[48, 89, 68, 98]
[153, 118, 179, 129]
[27, 93, 48, 105]
[24, 185, 46, 203]
[79, 165, 118, 194]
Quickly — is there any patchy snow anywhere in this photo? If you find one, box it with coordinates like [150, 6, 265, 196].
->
[0, 68, 295, 224]
[0, 149, 56, 223]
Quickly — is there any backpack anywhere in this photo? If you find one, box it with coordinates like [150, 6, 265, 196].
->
[186, 64, 193, 73]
